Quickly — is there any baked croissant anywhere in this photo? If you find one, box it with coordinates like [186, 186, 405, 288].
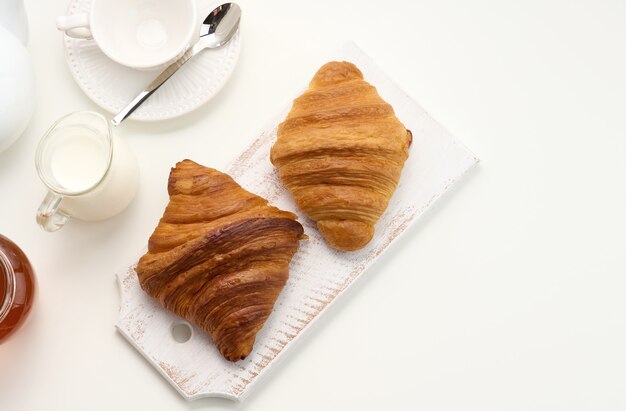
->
[270, 61, 412, 251]
[136, 160, 304, 361]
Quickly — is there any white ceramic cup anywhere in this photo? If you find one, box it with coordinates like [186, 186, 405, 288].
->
[35, 111, 140, 232]
[56, 0, 196, 70]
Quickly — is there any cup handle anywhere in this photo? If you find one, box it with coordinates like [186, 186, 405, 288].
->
[56, 13, 92, 39]
[37, 192, 70, 232]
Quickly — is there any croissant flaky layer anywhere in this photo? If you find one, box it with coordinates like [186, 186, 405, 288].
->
[270, 61, 412, 251]
[136, 160, 304, 361]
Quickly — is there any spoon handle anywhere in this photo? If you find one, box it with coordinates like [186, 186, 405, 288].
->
[111, 45, 202, 126]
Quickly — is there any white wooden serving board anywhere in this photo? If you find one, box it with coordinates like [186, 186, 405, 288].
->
[116, 42, 479, 401]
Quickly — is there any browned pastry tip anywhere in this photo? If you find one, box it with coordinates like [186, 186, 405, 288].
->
[136, 159, 304, 361]
[310, 61, 364, 88]
[270, 61, 411, 251]
[317, 219, 374, 252]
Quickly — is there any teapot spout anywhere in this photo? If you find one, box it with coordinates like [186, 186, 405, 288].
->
[0, 0, 28, 45]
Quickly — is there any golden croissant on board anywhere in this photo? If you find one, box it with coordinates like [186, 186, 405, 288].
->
[270, 61, 412, 251]
[136, 160, 305, 361]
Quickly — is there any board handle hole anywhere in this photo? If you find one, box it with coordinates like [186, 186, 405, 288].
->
[171, 322, 193, 343]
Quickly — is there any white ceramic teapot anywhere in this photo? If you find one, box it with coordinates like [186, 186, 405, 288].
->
[0, 0, 35, 153]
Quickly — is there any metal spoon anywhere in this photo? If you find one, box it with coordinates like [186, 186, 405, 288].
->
[111, 3, 241, 126]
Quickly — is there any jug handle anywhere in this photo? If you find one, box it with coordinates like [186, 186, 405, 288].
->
[37, 192, 70, 232]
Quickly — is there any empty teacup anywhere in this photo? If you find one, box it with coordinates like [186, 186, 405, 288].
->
[35, 111, 139, 232]
[56, 0, 196, 70]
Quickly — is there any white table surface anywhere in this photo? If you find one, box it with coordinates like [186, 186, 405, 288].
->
[2, 0, 625, 410]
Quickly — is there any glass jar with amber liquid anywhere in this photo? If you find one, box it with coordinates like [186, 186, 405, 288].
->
[0, 234, 36, 342]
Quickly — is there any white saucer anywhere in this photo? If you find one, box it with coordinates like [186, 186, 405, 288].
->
[62, 0, 241, 121]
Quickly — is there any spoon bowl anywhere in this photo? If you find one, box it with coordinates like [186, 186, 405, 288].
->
[199, 3, 241, 48]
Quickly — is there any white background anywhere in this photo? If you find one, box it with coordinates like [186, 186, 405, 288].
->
[1, 0, 625, 410]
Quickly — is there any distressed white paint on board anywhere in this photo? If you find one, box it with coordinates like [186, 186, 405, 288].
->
[116, 42, 479, 401]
